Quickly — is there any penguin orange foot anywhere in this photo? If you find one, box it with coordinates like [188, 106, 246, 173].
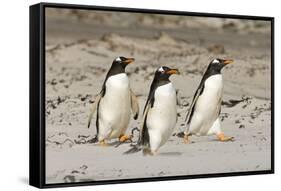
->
[183, 134, 190, 144]
[119, 134, 132, 143]
[151, 150, 158, 156]
[143, 148, 158, 156]
[99, 140, 109, 146]
[217, 133, 234, 142]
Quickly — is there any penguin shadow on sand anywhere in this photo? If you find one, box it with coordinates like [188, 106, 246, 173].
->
[158, 151, 182, 156]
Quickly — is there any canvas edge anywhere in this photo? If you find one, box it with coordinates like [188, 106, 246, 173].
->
[29, 3, 45, 189]
[28, 2, 275, 189]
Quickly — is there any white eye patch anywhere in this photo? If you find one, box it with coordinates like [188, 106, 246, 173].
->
[158, 67, 165, 73]
[212, 59, 220, 64]
[115, 57, 121, 62]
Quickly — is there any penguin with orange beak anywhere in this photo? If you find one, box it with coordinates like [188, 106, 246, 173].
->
[183, 58, 234, 143]
[139, 66, 180, 155]
[88, 57, 139, 145]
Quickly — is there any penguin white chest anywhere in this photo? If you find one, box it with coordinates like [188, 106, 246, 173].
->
[190, 74, 223, 135]
[98, 73, 131, 139]
[105, 73, 129, 94]
[147, 83, 177, 150]
[197, 74, 223, 109]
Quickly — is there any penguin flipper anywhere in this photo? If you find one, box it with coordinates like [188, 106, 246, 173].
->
[185, 84, 204, 125]
[87, 93, 102, 128]
[139, 102, 151, 147]
[130, 89, 139, 120]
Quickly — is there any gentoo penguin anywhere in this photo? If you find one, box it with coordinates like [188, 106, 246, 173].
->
[183, 58, 234, 143]
[87, 57, 139, 145]
[140, 66, 179, 155]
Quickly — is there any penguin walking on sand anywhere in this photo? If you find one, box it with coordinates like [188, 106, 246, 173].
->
[138, 66, 179, 155]
[183, 58, 234, 143]
[87, 57, 139, 145]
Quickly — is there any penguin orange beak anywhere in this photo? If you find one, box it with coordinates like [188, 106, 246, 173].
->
[166, 69, 180, 75]
[123, 58, 135, 64]
[223, 59, 234, 65]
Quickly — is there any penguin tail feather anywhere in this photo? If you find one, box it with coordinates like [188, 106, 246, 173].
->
[87, 111, 94, 128]
[87, 121, 91, 129]
[133, 113, 138, 120]
[87, 94, 102, 128]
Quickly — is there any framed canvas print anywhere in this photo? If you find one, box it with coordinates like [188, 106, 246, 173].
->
[29, 2, 274, 188]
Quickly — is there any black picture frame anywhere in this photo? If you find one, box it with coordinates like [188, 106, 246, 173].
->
[30, 2, 274, 189]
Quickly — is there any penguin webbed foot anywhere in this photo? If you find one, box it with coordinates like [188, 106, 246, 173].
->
[183, 133, 191, 144]
[119, 134, 133, 143]
[143, 148, 158, 156]
[99, 140, 109, 146]
[217, 133, 234, 142]
[151, 151, 158, 156]
[114, 134, 133, 148]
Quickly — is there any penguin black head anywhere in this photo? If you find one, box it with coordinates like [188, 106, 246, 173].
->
[108, 56, 135, 75]
[207, 58, 234, 73]
[112, 56, 135, 69]
[154, 66, 180, 81]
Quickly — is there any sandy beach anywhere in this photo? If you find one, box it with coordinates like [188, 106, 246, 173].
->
[45, 8, 272, 184]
